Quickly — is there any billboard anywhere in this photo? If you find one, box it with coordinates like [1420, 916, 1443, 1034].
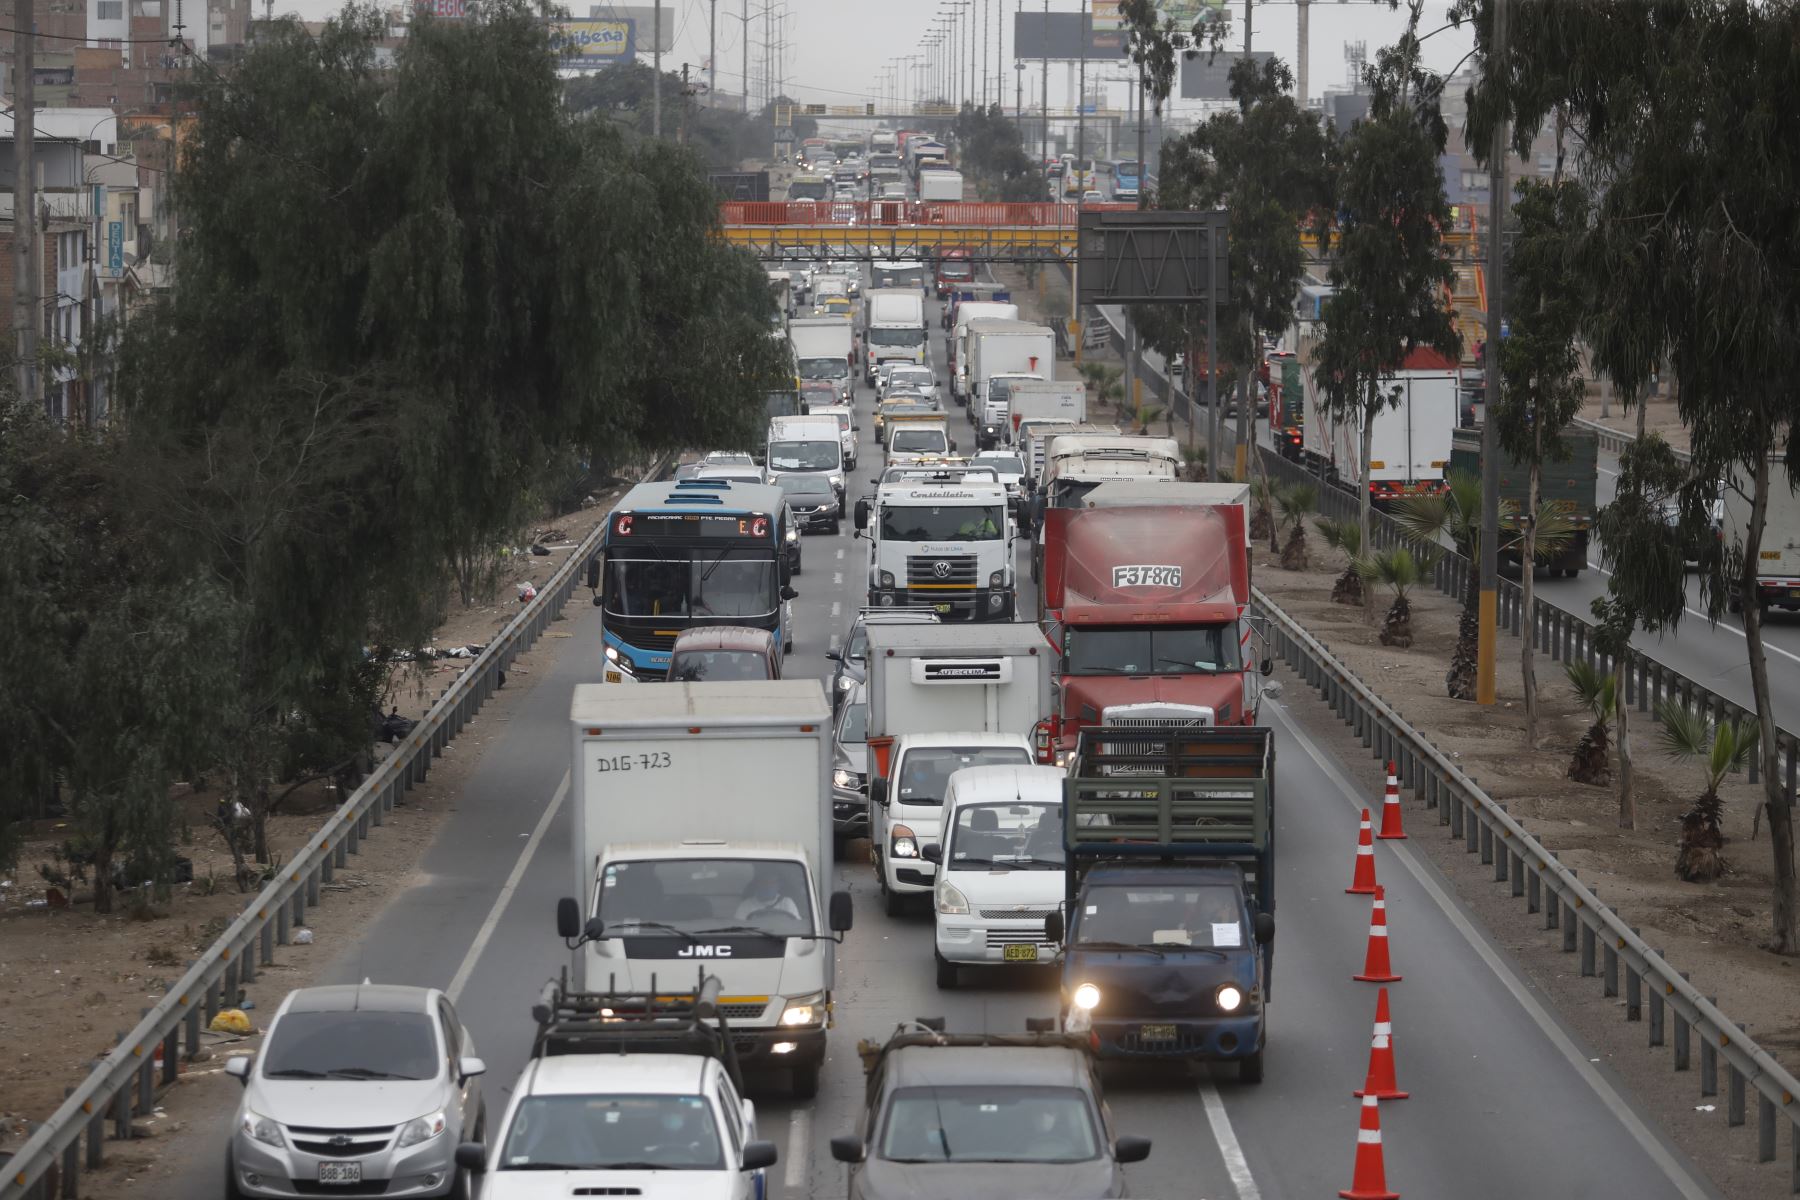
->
[1013, 11, 1129, 60]
[552, 18, 636, 67]
[1179, 49, 1274, 99]
[587, 5, 676, 52]
[1091, 0, 1125, 33]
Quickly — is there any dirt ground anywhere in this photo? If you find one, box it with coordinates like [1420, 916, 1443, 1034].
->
[1252, 529, 1800, 1063]
[1577, 387, 1691, 456]
[0, 478, 636, 1161]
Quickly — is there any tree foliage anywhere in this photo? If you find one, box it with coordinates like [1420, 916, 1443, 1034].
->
[565, 67, 817, 174]
[952, 105, 1044, 202]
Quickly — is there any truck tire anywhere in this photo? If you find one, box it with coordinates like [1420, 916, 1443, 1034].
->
[1238, 1049, 1265, 1084]
[935, 952, 958, 990]
[791, 1063, 821, 1100]
[879, 869, 907, 918]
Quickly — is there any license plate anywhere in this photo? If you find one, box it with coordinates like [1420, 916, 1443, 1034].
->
[604, 670, 622, 683]
[1003, 943, 1039, 962]
[318, 1162, 362, 1185]
[934, 603, 951, 613]
[1790, 590, 1800, 599]
[1139, 1023, 1178, 1041]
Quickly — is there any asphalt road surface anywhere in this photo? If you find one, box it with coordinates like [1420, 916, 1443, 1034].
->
[165, 286, 1723, 1200]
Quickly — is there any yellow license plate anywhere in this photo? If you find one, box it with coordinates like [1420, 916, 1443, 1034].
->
[1003, 944, 1039, 962]
[605, 670, 622, 683]
[1139, 1023, 1177, 1041]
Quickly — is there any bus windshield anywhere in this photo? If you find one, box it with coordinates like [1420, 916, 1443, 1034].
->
[605, 552, 778, 620]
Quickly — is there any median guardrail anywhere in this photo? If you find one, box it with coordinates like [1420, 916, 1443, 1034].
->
[1256, 583, 1800, 1190]
[0, 456, 669, 1200]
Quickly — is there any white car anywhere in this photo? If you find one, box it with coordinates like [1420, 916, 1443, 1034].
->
[972, 450, 1026, 514]
[929, 765, 1070, 989]
[460, 1052, 775, 1200]
[884, 364, 939, 404]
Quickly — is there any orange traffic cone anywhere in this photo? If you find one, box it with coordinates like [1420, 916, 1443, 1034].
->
[1354, 885, 1402, 983]
[1346, 808, 1378, 895]
[1354, 987, 1408, 1100]
[1338, 1094, 1400, 1200]
[1376, 761, 1408, 839]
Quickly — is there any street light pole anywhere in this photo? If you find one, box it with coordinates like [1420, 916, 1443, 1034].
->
[652, 0, 662, 138]
[1478, 0, 1509, 705]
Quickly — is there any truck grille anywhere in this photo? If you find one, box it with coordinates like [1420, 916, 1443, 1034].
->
[986, 928, 1052, 947]
[905, 554, 978, 611]
[1098, 707, 1214, 773]
[979, 906, 1057, 919]
[718, 1001, 768, 1020]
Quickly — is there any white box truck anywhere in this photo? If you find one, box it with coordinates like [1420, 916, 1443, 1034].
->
[862, 288, 928, 384]
[950, 301, 1021, 403]
[789, 316, 855, 403]
[919, 169, 965, 202]
[966, 319, 1057, 437]
[1721, 457, 1800, 613]
[557, 681, 853, 1096]
[857, 474, 1014, 620]
[862, 623, 1048, 915]
[1300, 348, 1460, 504]
[1006, 380, 1087, 446]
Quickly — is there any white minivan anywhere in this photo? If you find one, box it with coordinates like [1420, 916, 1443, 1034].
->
[809, 403, 858, 472]
[925, 764, 1069, 989]
[766, 414, 847, 507]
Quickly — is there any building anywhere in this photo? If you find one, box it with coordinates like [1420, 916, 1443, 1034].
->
[1436, 69, 1565, 211]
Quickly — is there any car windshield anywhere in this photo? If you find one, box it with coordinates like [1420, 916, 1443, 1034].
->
[1065, 626, 1241, 676]
[768, 440, 840, 471]
[596, 858, 814, 937]
[797, 357, 846, 380]
[605, 554, 777, 620]
[838, 701, 868, 744]
[880, 505, 1003, 541]
[889, 429, 948, 455]
[869, 327, 926, 347]
[669, 649, 769, 682]
[499, 1094, 724, 1171]
[977, 455, 1024, 475]
[890, 370, 934, 390]
[947, 802, 1064, 869]
[895, 747, 1032, 805]
[777, 474, 835, 498]
[262, 1010, 438, 1081]
[1074, 884, 1247, 949]
[880, 1086, 1100, 1163]
[872, 267, 925, 289]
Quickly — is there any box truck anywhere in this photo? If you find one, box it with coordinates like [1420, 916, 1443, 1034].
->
[949, 301, 1022, 402]
[918, 169, 965, 202]
[789, 316, 855, 403]
[862, 288, 928, 383]
[966, 319, 1057, 439]
[1721, 456, 1800, 613]
[1301, 347, 1459, 503]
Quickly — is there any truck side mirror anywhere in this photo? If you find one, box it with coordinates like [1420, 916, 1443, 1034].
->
[854, 498, 870, 528]
[1255, 912, 1276, 945]
[1114, 1135, 1152, 1164]
[829, 889, 854, 933]
[948, 438, 958, 452]
[829, 1136, 866, 1164]
[920, 843, 941, 863]
[826, 650, 841, 662]
[1044, 910, 1064, 944]
[781, 585, 799, 601]
[556, 896, 581, 939]
[869, 777, 889, 807]
[584, 917, 607, 942]
[741, 1141, 779, 1172]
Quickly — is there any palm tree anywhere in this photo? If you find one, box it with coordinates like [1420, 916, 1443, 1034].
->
[1249, 476, 1276, 543]
[1657, 703, 1759, 882]
[1314, 517, 1367, 605]
[1358, 545, 1437, 648]
[1564, 659, 1616, 785]
[1274, 484, 1316, 570]
[1077, 361, 1124, 416]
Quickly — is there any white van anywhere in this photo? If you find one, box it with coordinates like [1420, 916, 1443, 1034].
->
[927, 764, 1069, 989]
[809, 403, 858, 471]
[767, 414, 846, 505]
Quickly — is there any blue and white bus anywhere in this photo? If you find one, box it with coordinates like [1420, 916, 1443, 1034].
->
[587, 479, 796, 683]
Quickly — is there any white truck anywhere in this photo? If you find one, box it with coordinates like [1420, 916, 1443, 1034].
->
[789, 316, 855, 403]
[862, 288, 928, 384]
[965, 319, 1057, 444]
[1721, 456, 1800, 614]
[1005, 380, 1087, 446]
[862, 623, 1049, 916]
[918, 169, 965, 202]
[1029, 432, 1181, 577]
[883, 411, 954, 466]
[949, 301, 1022, 403]
[1300, 348, 1460, 504]
[855, 474, 1016, 621]
[556, 681, 853, 1097]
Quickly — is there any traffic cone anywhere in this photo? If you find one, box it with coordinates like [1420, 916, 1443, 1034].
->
[1376, 761, 1408, 840]
[1338, 1094, 1400, 1200]
[1354, 987, 1408, 1100]
[1346, 808, 1378, 895]
[1354, 885, 1402, 983]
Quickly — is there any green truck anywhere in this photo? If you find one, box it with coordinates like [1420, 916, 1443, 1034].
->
[1449, 425, 1598, 576]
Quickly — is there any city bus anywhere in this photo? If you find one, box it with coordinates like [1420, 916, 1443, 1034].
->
[587, 479, 797, 683]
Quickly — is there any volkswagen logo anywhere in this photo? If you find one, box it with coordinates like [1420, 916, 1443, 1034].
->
[933, 560, 951, 579]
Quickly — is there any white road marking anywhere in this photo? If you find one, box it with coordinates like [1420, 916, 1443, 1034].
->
[831, 600, 842, 619]
[447, 770, 570, 1003]
[1269, 702, 1716, 1200]
[783, 1106, 812, 1190]
[833, 572, 844, 586]
[836, 548, 845, 560]
[1571, 562, 1800, 667]
[1198, 1077, 1261, 1200]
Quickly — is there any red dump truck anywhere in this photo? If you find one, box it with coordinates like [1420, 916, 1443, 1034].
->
[1033, 481, 1270, 764]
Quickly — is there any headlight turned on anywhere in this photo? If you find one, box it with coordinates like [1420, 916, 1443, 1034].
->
[1216, 984, 1244, 1013]
[832, 768, 859, 790]
[1072, 982, 1102, 1010]
[781, 993, 825, 1025]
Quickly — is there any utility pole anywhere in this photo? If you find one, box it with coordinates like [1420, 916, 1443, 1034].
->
[14, 0, 38, 411]
[709, 0, 717, 106]
[679, 64, 691, 144]
[1478, 0, 1508, 705]
[1234, 0, 1254, 477]
[1296, 0, 1311, 109]
[742, 0, 750, 114]
[653, 0, 663, 138]
[1040, 0, 1049, 164]
[1077, 0, 1088, 186]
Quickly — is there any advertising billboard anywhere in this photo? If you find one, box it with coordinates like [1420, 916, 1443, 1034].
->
[586, 5, 676, 52]
[1013, 11, 1128, 60]
[552, 18, 636, 67]
[1179, 49, 1274, 99]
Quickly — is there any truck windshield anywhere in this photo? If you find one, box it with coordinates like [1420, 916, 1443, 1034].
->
[1046, 479, 1101, 509]
[868, 327, 926, 347]
[669, 650, 770, 682]
[895, 747, 1032, 805]
[597, 858, 814, 937]
[880, 504, 1002, 541]
[798, 357, 846, 380]
[498, 1094, 724, 1171]
[879, 1086, 1100, 1163]
[1065, 626, 1241, 675]
[1075, 884, 1246, 949]
[946, 802, 1063, 869]
[788, 180, 830, 201]
[872, 266, 925, 289]
[765, 392, 803, 419]
[768, 440, 840, 471]
[889, 429, 949, 455]
[605, 555, 777, 620]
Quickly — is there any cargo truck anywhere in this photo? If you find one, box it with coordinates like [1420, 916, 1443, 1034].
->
[863, 623, 1048, 915]
[949, 303, 1023, 403]
[861, 288, 928, 384]
[1046, 725, 1275, 1078]
[555, 681, 854, 1097]
[882, 411, 953, 466]
[1006, 380, 1087, 446]
[855, 471, 1014, 620]
[918, 169, 965, 202]
[1449, 424, 1598, 576]
[1028, 432, 1181, 575]
[1301, 347, 1460, 504]
[966, 320, 1057, 434]
[1035, 481, 1268, 763]
[789, 316, 855, 403]
[1721, 456, 1800, 613]
[1264, 351, 1305, 461]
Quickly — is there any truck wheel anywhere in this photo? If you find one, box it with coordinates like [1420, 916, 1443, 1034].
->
[934, 952, 958, 990]
[880, 870, 907, 918]
[832, 516, 842, 536]
[791, 1063, 821, 1100]
[1728, 591, 1744, 615]
[1238, 1049, 1265, 1084]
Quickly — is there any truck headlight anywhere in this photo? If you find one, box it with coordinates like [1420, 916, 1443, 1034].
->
[878, 570, 896, 589]
[395, 1110, 447, 1149]
[1216, 984, 1244, 1013]
[241, 1111, 285, 1149]
[989, 569, 1006, 588]
[832, 768, 859, 790]
[780, 993, 826, 1026]
[1072, 982, 1102, 1010]
[936, 879, 969, 915]
[891, 825, 917, 858]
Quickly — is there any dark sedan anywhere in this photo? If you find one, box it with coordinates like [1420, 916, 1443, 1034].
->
[777, 472, 842, 534]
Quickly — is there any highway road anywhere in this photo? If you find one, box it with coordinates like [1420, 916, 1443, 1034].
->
[162, 287, 1722, 1200]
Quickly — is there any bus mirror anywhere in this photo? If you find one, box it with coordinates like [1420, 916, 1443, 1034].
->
[585, 559, 599, 590]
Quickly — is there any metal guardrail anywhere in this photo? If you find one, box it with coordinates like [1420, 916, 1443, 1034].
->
[1570, 413, 1693, 464]
[1256, 583, 1800, 1190]
[0, 457, 668, 1200]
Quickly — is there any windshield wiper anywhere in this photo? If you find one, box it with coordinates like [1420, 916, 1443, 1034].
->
[604, 919, 701, 944]
[689, 924, 784, 937]
[1156, 658, 1213, 673]
[1150, 944, 1230, 958]
[592, 1161, 700, 1171]
[262, 1068, 328, 1079]
[324, 1067, 419, 1081]
[503, 1162, 609, 1172]
[1071, 940, 1165, 958]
